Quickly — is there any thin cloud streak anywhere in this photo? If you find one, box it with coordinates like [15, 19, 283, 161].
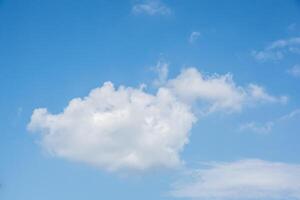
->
[132, 0, 171, 16]
[252, 37, 300, 61]
[170, 159, 300, 200]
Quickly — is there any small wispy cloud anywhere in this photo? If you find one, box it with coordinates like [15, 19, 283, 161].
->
[287, 65, 300, 77]
[239, 108, 300, 134]
[247, 84, 288, 104]
[252, 37, 300, 62]
[132, 0, 171, 16]
[153, 60, 169, 86]
[189, 31, 201, 44]
[251, 50, 284, 62]
[279, 109, 300, 121]
[239, 121, 273, 134]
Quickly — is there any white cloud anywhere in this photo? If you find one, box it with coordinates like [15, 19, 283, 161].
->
[28, 82, 196, 172]
[132, 0, 171, 16]
[288, 65, 300, 77]
[189, 31, 201, 44]
[252, 37, 300, 61]
[251, 50, 284, 62]
[268, 37, 300, 49]
[239, 121, 273, 134]
[167, 68, 245, 112]
[28, 66, 286, 172]
[170, 159, 300, 200]
[166, 68, 286, 112]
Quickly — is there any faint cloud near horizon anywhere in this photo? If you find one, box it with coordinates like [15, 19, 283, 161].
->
[132, 0, 171, 16]
[170, 159, 300, 200]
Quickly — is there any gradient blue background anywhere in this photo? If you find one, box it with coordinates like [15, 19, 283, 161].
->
[1, 0, 300, 199]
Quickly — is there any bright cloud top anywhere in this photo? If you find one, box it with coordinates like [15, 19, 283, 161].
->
[28, 66, 286, 172]
[132, 0, 171, 16]
[167, 68, 287, 112]
[171, 159, 300, 200]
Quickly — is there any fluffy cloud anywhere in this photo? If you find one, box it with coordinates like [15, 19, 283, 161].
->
[132, 0, 171, 16]
[167, 68, 286, 112]
[28, 66, 286, 172]
[170, 159, 300, 199]
[252, 37, 300, 61]
[28, 82, 196, 171]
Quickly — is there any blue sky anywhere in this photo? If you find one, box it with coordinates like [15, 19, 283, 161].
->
[1, 0, 300, 199]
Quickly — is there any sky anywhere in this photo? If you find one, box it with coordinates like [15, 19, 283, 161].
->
[1, 0, 300, 199]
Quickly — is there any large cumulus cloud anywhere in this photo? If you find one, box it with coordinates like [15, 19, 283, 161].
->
[28, 66, 285, 172]
[28, 82, 196, 171]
